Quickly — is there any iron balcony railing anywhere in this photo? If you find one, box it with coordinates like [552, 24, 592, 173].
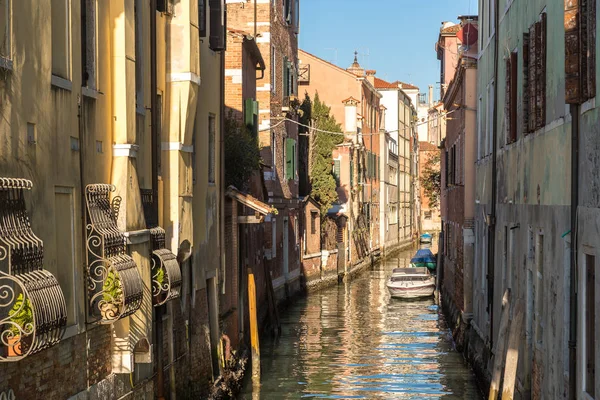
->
[0, 178, 67, 361]
[140, 189, 181, 306]
[85, 184, 143, 323]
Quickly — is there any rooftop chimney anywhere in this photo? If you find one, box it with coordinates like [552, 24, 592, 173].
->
[428, 85, 434, 107]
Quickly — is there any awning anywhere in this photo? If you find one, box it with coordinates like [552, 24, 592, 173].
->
[226, 185, 272, 216]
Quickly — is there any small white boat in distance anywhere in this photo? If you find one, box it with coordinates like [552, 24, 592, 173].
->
[387, 267, 435, 299]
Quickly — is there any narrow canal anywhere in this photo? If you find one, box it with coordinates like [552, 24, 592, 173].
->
[239, 245, 483, 399]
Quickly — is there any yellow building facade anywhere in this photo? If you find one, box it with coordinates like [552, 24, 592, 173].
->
[0, 0, 225, 398]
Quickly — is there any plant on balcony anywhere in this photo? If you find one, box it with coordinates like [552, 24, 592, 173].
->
[6, 293, 34, 356]
[101, 269, 123, 320]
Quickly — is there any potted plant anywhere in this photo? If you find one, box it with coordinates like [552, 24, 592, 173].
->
[100, 269, 123, 321]
[6, 293, 34, 357]
[152, 261, 166, 305]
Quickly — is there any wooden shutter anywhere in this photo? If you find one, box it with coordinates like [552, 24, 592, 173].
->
[199, 0, 207, 37]
[333, 160, 341, 186]
[209, 0, 225, 51]
[285, 138, 294, 179]
[350, 159, 354, 188]
[505, 57, 512, 144]
[537, 13, 547, 130]
[283, 56, 289, 97]
[528, 24, 537, 133]
[245, 98, 254, 128]
[565, 0, 596, 104]
[583, 0, 596, 100]
[523, 32, 530, 134]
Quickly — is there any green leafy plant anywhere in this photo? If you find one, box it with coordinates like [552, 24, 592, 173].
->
[422, 152, 441, 209]
[224, 111, 261, 190]
[8, 293, 34, 335]
[299, 92, 344, 216]
[103, 269, 123, 304]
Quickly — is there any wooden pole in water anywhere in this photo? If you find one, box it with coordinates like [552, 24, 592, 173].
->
[501, 303, 524, 400]
[488, 289, 511, 400]
[248, 268, 260, 385]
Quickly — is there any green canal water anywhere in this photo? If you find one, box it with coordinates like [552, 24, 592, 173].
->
[238, 246, 483, 399]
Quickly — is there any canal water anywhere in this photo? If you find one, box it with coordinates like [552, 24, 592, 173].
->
[239, 245, 483, 399]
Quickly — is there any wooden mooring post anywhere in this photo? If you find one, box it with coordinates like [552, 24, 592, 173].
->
[248, 268, 260, 386]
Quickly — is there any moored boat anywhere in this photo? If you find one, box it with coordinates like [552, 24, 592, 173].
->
[387, 267, 436, 299]
[420, 233, 433, 243]
[410, 248, 437, 272]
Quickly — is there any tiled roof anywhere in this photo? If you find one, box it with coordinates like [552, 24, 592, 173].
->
[441, 24, 461, 34]
[374, 77, 397, 89]
[420, 141, 439, 151]
[395, 81, 419, 90]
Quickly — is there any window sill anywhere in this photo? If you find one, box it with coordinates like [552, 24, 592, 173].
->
[0, 57, 13, 71]
[82, 86, 100, 99]
[51, 75, 72, 91]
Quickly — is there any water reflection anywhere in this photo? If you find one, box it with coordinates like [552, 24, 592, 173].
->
[239, 246, 482, 399]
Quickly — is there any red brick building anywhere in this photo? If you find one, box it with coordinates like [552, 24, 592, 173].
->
[227, 0, 302, 302]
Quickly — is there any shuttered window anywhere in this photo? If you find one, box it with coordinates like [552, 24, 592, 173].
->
[506, 51, 518, 144]
[244, 98, 259, 137]
[199, 0, 207, 37]
[585, 254, 596, 397]
[350, 159, 354, 188]
[565, 0, 596, 104]
[525, 14, 547, 133]
[333, 160, 341, 186]
[285, 138, 296, 180]
[209, 0, 225, 51]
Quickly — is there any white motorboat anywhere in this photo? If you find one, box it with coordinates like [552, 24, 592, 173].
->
[387, 267, 435, 299]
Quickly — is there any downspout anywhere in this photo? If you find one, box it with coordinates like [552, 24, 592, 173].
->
[220, 47, 226, 296]
[569, 103, 579, 400]
[149, 2, 165, 399]
[487, 0, 500, 349]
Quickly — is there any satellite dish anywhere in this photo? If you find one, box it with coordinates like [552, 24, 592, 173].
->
[458, 23, 478, 47]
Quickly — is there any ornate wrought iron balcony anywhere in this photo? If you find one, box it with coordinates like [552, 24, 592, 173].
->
[0, 178, 67, 361]
[85, 184, 143, 323]
[140, 189, 181, 306]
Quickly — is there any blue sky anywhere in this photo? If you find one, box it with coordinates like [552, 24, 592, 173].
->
[298, 0, 478, 102]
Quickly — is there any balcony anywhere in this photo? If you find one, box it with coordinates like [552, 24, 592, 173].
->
[0, 178, 67, 361]
[85, 184, 143, 323]
[140, 189, 182, 306]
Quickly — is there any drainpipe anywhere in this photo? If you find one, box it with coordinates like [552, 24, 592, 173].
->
[569, 104, 579, 400]
[149, 1, 165, 399]
[487, 0, 500, 349]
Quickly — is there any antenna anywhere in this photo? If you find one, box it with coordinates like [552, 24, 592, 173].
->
[357, 47, 370, 69]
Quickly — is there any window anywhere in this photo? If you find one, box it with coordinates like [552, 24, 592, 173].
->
[208, 114, 216, 183]
[135, 0, 143, 110]
[157, 0, 174, 13]
[52, 0, 71, 79]
[271, 130, 277, 180]
[584, 254, 596, 397]
[535, 233, 544, 344]
[310, 211, 317, 235]
[285, 138, 297, 180]
[283, 0, 292, 24]
[271, 46, 277, 94]
[209, 0, 225, 51]
[54, 187, 77, 328]
[333, 159, 340, 186]
[565, 0, 596, 104]
[350, 159, 354, 188]
[424, 210, 432, 220]
[81, 0, 97, 88]
[271, 219, 277, 258]
[0, 0, 11, 63]
[292, 0, 300, 34]
[245, 98, 259, 137]
[506, 51, 518, 144]
[524, 13, 547, 133]
[487, 81, 495, 156]
[27, 122, 36, 144]
[199, 0, 207, 37]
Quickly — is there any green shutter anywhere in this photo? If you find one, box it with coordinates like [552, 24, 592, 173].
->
[244, 98, 254, 128]
[350, 160, 354, 188]
[283, 57, 289, 97]
[333, 160, 341, 186]
[285, 138, 294, 179]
